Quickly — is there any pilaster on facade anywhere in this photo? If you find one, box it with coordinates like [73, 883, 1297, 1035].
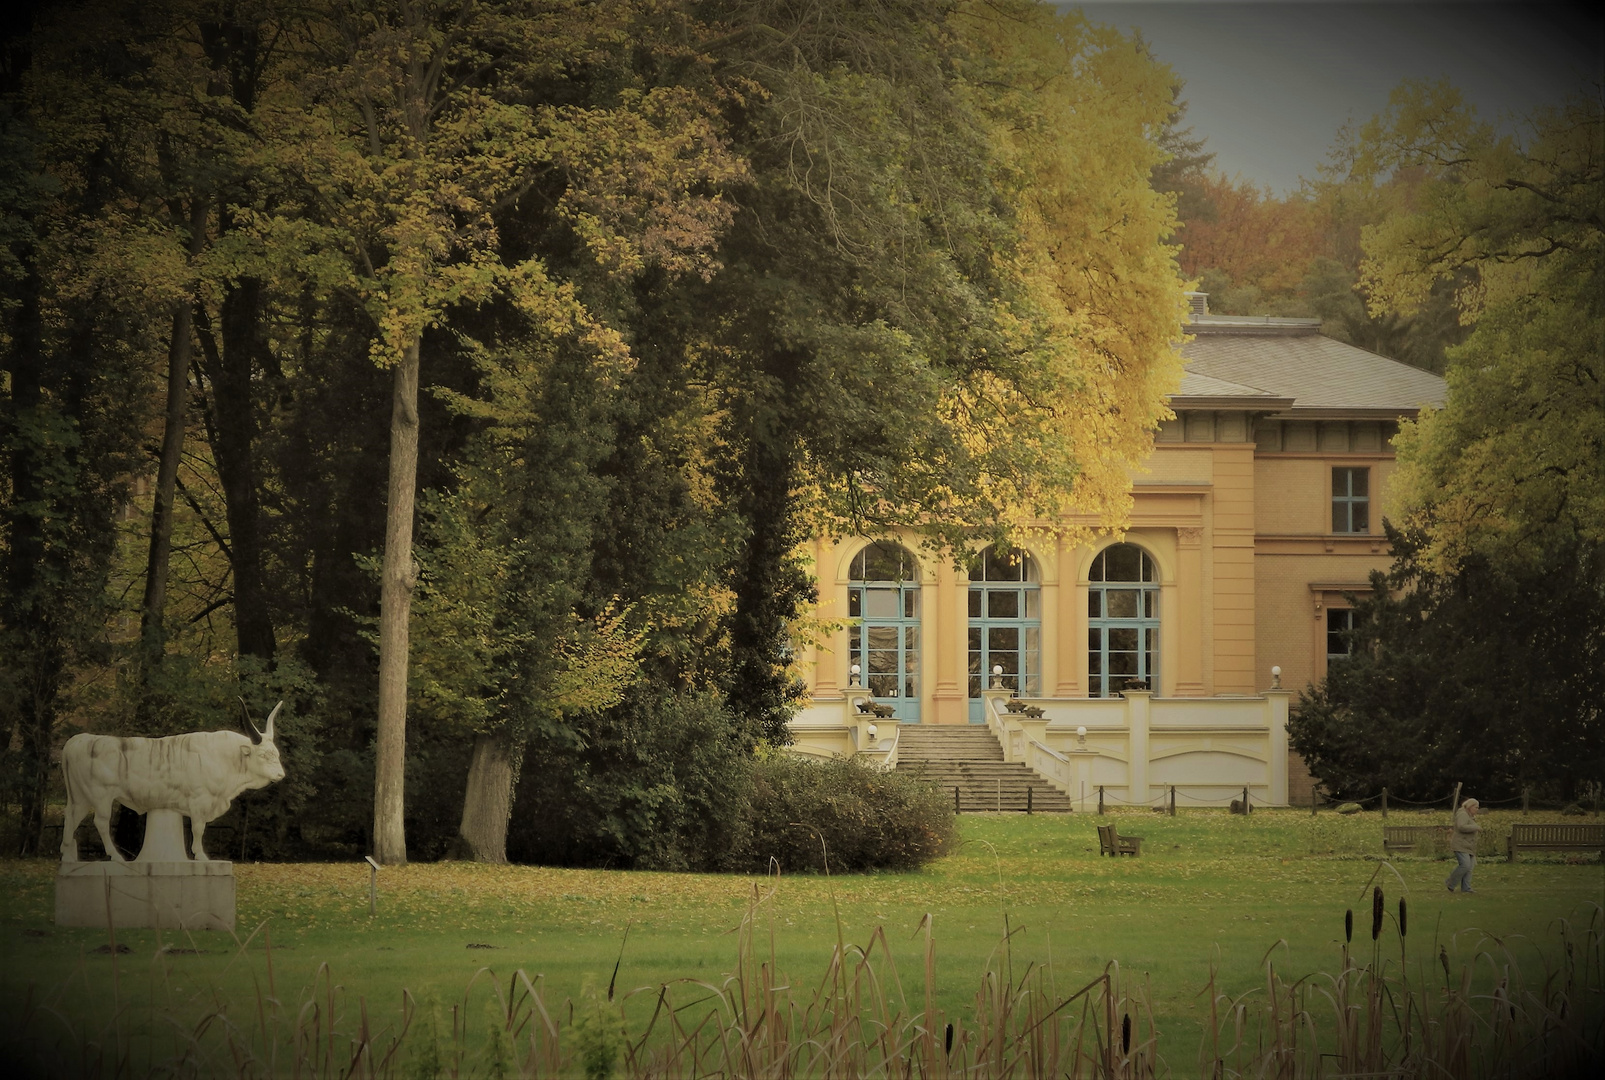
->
[1053, 534, 1082, 698]
[932, 557, 964, 725]
[1174, 526, 1206, 696]
[1210, 445, 1258, 694]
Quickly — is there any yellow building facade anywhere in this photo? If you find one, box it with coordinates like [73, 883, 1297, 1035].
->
[790, 304, 1448, 806]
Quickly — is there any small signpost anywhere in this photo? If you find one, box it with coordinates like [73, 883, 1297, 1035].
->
[366, 855, 380, 917]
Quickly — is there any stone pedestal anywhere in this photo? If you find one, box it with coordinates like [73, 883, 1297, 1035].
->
[136, 808, 191, 861]
[56, 860, 235, 931]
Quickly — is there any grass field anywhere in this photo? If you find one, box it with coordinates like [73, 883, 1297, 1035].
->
[1, 808, 1600, 1073]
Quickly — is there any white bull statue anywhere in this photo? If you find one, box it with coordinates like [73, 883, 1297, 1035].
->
[60, 702, 287, 862]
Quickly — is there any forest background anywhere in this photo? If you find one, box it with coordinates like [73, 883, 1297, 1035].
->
[1, 0, 1599, 869]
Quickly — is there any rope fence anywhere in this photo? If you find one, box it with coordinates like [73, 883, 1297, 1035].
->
[939, 779, 1602, 816]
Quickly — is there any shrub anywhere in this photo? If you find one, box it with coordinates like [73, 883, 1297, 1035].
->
[734, 751, 956, 873]
[507, 690, 955, 875]
[508, 688, 753, 872]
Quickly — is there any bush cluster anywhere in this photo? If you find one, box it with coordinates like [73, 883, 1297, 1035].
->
[508, 689, 753, 872]
[735, 752, 958, 874]
[507, 691, 956, 874]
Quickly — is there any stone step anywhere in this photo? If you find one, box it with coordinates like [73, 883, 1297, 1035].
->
[895, 759, 1072, 813]
[903, 767, 1054, 780]
[893, 726, 1069, 810]
[897, 729, 1005, 762]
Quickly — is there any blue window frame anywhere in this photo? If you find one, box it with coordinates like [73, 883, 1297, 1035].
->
[1332, 467, 1370, 533]
[1088, 543, 1158, 698]
[967, 545, 1041, 722]
[848, 543, 921, 721]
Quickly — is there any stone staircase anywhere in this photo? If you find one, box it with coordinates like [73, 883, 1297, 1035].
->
[895, 726, 1073, 812]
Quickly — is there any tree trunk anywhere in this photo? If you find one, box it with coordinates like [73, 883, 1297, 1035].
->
[373, 338, 420, 865]
[457, 729, 521, 863]
[138, 303, 195, 657]
[139, 196, 207, 665]
[728, 397, 812, 745]
[212, 276, 275, 660]
[197, 13, 274, 663]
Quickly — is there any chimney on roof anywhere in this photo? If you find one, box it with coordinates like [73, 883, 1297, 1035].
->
[1185, 291, 1209, 319]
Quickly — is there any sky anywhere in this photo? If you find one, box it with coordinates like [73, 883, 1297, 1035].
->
[1071, 1, 1604, 193]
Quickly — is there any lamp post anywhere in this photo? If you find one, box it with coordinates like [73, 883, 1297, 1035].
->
[991, 664, 1004, 690]
[1271, 665, 1282, 690]
[849, 663, 862, 688]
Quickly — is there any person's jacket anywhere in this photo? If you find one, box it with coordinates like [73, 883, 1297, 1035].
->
[1451, 806, 1481, 854]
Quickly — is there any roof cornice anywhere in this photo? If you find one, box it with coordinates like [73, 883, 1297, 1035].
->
[1169, 395, 1297, 411]
[1268, 407, 1424, 420]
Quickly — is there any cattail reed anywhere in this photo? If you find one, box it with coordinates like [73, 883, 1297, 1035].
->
[944, 1022, 953, 1055]
[1398, 896, 1407, 937]
[1122, 1012, 1131, 1054]
[1371, 886, 1384, 941]
[1345, 908, 1353, 944]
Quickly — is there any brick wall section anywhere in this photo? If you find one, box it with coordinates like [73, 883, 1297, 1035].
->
[1288, 751, 1320, 805]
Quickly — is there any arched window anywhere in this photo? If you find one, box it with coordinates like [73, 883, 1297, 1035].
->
[849, 542, 921, 720]
[1087, 543, 1158, 697]
[968, 544, 1041, 720]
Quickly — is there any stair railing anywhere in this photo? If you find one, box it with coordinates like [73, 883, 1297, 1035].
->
[986, 692, 1075, 799]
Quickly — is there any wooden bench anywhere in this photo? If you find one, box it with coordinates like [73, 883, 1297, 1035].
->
[1383, 825, 1450, 853]
[1507, 822, 1605, 862]
[1097, 823, 1142, 857]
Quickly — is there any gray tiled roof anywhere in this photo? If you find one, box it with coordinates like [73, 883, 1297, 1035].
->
[1176, 369, 1282, 399]
[1177, 319, 1447, 415]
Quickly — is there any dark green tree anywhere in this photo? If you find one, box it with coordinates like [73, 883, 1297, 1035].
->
[1289, 525, 1605, 802]
[0, 41, 149, 852]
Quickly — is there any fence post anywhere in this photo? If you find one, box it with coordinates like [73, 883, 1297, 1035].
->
[997, 779, 1002, 813]
[366, 855, 379, 917]
[1027, 786, 1033, 815]
[1099, 785, 1105, 816]
[1311, 787, 1317, 816]
[1451, 781, 1462, 816]
[1242, 785, 1250, 815]
[1522, 788, 1529, 816]
[1381, 787, 1388, 819]
[1169, 785, 1176, 817]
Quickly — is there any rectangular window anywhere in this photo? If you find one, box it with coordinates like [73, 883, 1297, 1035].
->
[988, 590, 1019, 618]
[1332, 467, 1370, 533]
[1327, 608, 1355, 663]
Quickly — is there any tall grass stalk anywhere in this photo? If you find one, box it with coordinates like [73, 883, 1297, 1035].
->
[5, 894, 1600, 1078]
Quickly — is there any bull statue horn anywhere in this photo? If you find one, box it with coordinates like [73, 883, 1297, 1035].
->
[264, 701, 282, 742]
[240, 697, 264, 739]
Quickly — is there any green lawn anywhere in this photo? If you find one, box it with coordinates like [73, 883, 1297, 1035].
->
[1, 809, 1600, 1069]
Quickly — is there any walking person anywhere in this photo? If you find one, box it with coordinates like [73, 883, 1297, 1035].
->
[1446, 797, 1481, 893]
